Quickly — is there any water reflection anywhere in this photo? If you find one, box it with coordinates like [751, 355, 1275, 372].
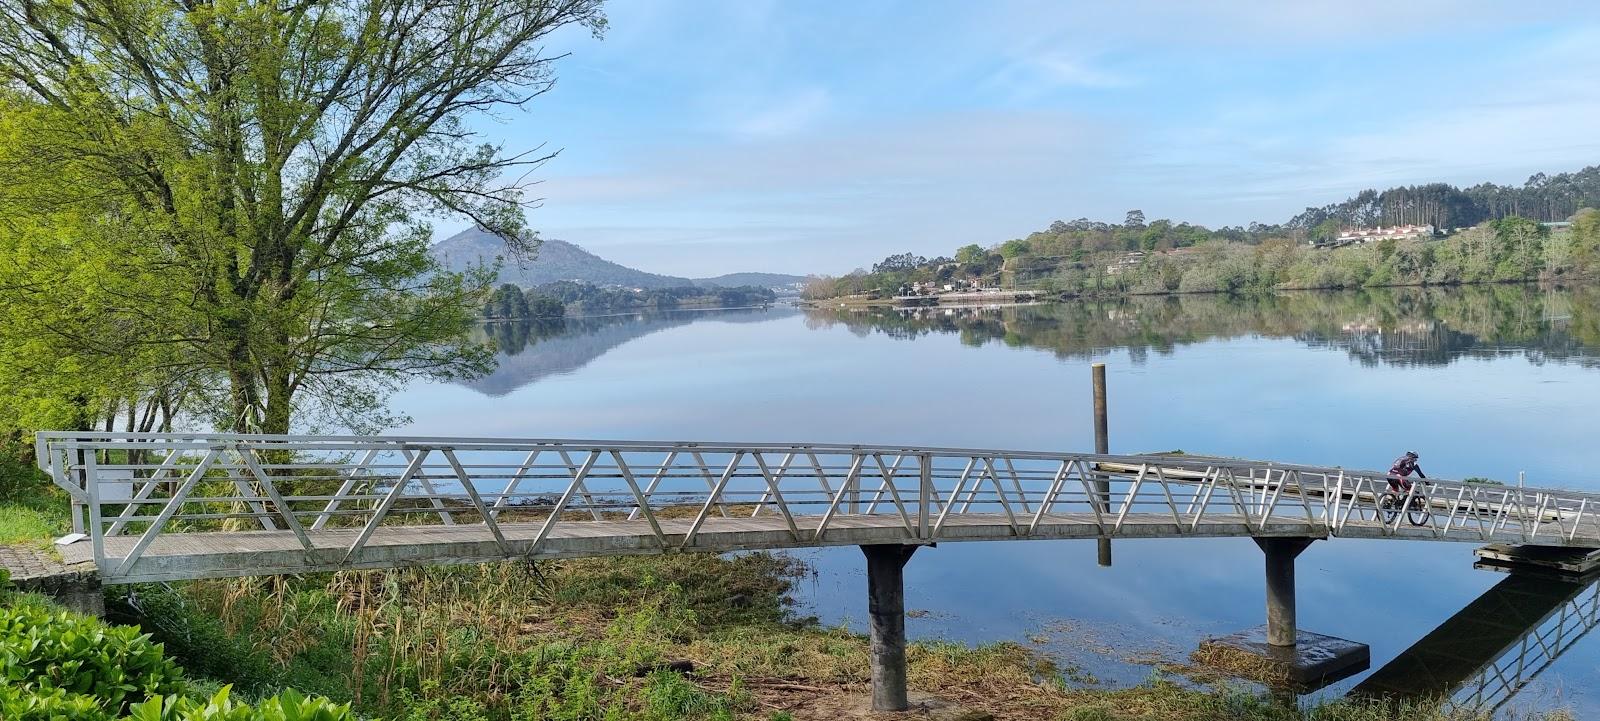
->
[464, 307, 798, 396]
[805, 286, 1600, 369]
[1352, 566, 1600, 716]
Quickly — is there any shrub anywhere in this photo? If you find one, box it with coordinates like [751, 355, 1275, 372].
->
[0, 604, 187, 714]
[125, 687, 356, 721]
[0, 684, 115, 721]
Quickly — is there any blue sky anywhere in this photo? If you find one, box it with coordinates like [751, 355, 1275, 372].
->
[449, 0, 1600, 276]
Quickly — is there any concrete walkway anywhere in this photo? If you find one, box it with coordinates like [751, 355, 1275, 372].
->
[1, 544, 103, 615]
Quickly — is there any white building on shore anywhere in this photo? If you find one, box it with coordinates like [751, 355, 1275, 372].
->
[1314, 224, 1435, 249]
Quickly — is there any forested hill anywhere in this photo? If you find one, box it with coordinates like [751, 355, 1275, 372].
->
[693, 272, 808, 288]
[431, 227, 695, 289]
[1288, 165, 1600, 235]
[432, 227, 805, 290]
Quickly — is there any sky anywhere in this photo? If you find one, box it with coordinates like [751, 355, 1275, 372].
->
[442, 0, 1600, 277]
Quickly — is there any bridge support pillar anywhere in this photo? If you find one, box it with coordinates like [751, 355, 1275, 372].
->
[1258, 537, 1313, 646]
[862, 543, 918, 712]
[1193, 537, 1368, 689]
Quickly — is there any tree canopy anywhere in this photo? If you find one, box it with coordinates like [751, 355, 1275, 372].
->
[0, 0, 606, 434]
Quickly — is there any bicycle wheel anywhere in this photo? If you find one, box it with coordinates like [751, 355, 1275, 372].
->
[1378, 492, 1400, 525]
[1407, 495, 1430, 527]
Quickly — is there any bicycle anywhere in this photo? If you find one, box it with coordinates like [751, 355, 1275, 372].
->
[1379, 480, 1430, 527]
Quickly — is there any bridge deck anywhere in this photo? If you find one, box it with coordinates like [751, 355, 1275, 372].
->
[38, 434, 1600, 583]
[66, 511, 1456, 584]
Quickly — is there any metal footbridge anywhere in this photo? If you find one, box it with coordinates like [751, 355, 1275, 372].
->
[36, 432, 1600, 584]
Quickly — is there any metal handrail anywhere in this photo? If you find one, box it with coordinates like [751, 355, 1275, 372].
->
[38, 433, 1600, 582]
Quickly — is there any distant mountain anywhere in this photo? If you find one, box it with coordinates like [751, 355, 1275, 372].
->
[692, 272, 808, 288]
[431, 227, 693, 289]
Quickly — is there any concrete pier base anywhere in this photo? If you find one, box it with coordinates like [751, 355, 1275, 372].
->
[1197, 627, 1369, 688]
[1194, 537, 1367, 689]
[862, 544, 919, 712]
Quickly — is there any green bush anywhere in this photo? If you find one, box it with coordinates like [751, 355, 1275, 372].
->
[125, 687, 355, 721]
[0, 684, 115, 721]
[0, 603, 187, 714]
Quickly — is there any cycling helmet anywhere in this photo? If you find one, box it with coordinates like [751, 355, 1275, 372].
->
[1405, 451, 1419, 459]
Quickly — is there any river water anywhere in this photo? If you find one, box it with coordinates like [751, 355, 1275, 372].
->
[390, 285, 1600, 717]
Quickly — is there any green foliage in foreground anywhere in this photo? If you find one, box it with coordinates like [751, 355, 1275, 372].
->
[0, 685, 354, 721]
[0, 600, 187, 713]
[0, 596, 353, 721]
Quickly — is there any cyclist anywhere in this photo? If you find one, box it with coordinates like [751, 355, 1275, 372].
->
[1388, 451, 1426, 494]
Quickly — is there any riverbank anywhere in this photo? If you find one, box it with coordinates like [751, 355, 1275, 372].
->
[800, 276, 1592, 310]
[49, 554, 1560, 721]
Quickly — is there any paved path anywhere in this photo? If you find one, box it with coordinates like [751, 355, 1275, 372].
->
[0, 544, 92, 582]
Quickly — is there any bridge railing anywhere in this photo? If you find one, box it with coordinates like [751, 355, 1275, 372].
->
[35, 433, 1600, 578]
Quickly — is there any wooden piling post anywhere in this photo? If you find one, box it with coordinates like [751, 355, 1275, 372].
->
[1092, 363, 1111, 567]
[862, 544, 918, 711]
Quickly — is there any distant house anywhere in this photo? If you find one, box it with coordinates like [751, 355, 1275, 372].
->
[1314, 224, 1435, 249]
[1104, 251, 1146, 276]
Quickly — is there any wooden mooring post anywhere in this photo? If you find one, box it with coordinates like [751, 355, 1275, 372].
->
[1092, 363, 1112, 567]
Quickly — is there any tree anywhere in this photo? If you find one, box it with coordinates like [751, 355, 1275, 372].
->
[524, 292, 567, 319]
[954, 244, 986, 265]
[872, 252, 927, 274]
[1570, 208, 1600, 274]
[1491, 216, 1547, 280]
[998, 239, 1031, 259]
[0, 0, 606, 433]
[1124, 209, 1146, 228]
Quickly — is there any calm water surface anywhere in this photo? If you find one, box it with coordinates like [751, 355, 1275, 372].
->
[391, 286, 1600, 717]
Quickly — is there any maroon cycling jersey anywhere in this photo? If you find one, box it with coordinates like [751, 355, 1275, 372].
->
[1389, 456, 1423, 478]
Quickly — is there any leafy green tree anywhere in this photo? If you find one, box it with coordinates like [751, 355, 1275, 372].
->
[998, 239, 1031, 259]
[0, 0, 606, 433]
[1491, 216, 1547, 280]
[524, 292, 567, 319]
[954, 244, 986, 265]
[871, 253, 927, 273]
[1567, 208, 1600, 274]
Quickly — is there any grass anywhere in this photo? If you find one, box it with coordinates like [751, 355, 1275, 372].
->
[103, 552, 1579, 721]
[0, 449, 69, 547]
[0, 502, 65, 546]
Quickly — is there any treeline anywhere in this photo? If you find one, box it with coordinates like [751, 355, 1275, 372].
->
[482, 284, 567, 320]
[1107, 214, 1599, 295]
[481, 281, 776, 318]
[806, 283, 1600, 370]
[807, 211, 1600, 300]
[804, 212, 1316, 302]
[1289, 166, 1600, 236]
